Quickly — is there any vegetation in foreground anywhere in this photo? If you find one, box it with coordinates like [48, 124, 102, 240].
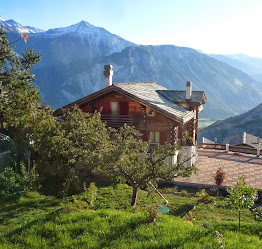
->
[0, 29, 195, 207]
[0, 185, 261, 248]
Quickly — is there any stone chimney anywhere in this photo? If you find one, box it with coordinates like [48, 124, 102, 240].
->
[104, 65, 113, 87]
[242, 132, 247, 144]
[186, 81, 192, 100]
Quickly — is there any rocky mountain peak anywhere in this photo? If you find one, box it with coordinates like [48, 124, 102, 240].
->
[0, 17, 44, 33]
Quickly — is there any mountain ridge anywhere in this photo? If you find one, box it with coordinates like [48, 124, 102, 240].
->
[0, 17, 45, 33]
[1, 17, 262, 119]
[209, 53, 262, 82]
[199, 103, 262, 143]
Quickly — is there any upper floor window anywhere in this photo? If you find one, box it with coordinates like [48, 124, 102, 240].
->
[110, 102, 118, 116]
[101, 101, 129, 116]
[149, 131, 160, 144]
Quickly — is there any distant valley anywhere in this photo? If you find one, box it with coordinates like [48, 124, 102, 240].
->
[209, 53, 262, 82]
[199, 103, 262, 143]
[1, 17, 262, 119]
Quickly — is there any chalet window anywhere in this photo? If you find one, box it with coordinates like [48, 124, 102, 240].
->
[149, 131, 160, 144]
[110, 102, 118, 116]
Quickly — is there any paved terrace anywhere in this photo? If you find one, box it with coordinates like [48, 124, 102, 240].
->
[176, 148, 262, 190]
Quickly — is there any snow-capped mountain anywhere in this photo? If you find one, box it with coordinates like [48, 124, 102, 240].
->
[1, 18, 262, 119]
[34, 20, 135, 56]
[0, 17, 44, 33]
[43, 21, 116, 38]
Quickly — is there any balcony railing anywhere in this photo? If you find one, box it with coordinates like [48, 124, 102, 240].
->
[198, 143, 261, 156]
[101, 114, 134, 127]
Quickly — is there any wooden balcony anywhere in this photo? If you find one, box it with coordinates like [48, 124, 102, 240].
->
[101, 114, 134, 127]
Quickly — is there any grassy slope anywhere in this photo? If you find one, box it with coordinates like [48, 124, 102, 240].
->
[0, 185, 261, 248]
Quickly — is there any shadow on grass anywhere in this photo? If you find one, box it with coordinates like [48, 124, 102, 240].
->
[1, 205, 66, 243]
[169, 203, 195, 217]
[0, 194, 61, 223]
[99, 215, 147, 248]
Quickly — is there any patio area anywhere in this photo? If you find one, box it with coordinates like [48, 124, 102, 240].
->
[175, 148, 262, 189]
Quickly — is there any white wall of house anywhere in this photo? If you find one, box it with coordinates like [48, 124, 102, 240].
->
[170, 146, 197, 168]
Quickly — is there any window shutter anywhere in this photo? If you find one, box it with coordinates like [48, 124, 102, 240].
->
[101, 102, 110, 114]
[141, 130, 148, 141]
[119, 101, 129, 115]
[160, 131, 167, 145]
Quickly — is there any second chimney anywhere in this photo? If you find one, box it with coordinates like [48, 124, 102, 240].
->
[243, 132, 247, 144]
[104, 65, 113, 87]
[186, 81, 192, 100]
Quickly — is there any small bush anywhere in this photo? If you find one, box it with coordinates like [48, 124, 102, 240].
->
[0, 163, 38, 198]
[87, 182, 97, 208]
[180, 189, 188, 196]
[19, 162, 38, 191]
[146, 204, 159, 223]
[197, 189, 208, 199]
[250, 205, 262, 221]
[0, 167, 22, 197]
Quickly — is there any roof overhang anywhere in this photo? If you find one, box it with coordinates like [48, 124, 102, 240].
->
[54, 84, 195, 124]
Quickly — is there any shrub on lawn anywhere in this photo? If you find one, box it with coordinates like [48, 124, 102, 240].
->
[0, 163, 38, 198]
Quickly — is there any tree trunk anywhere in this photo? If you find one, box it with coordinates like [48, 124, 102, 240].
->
[239, 210, 241, 231]
[131, 186, 138, 207]
[216, 186, 219, 200]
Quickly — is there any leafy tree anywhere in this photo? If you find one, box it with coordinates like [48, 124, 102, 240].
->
[227, 176, 257, 230]
[98, 125, 196, 207]
[29, 106, 109, 196]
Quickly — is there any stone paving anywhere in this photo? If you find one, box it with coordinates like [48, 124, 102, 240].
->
[175, 148, 262, 189]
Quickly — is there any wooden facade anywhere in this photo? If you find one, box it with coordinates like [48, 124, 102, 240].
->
[78, 90, 197, 146]
[54, 81, 206, 147]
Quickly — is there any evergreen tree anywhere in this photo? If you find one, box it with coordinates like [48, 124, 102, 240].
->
[0, 28, 42, 163]
[0, 28, 41, 131]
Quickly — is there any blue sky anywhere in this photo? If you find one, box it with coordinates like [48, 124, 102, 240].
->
[1, 0, 262, 57]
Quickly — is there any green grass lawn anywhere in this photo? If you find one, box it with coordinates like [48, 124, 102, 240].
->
[0, 184, 261, 248]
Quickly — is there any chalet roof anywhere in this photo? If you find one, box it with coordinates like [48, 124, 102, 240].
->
[113, 82, 194, 124]
[157, 90, 207, 104]
[55, 82, 204, 124]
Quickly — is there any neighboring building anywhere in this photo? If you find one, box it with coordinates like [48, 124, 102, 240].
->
[223, 132, 262, 149]
[202, 137, 216, 144]
[55, 65, 207, 165]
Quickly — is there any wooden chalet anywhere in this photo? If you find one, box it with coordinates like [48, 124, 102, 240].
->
[55, 65, 207, 151]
